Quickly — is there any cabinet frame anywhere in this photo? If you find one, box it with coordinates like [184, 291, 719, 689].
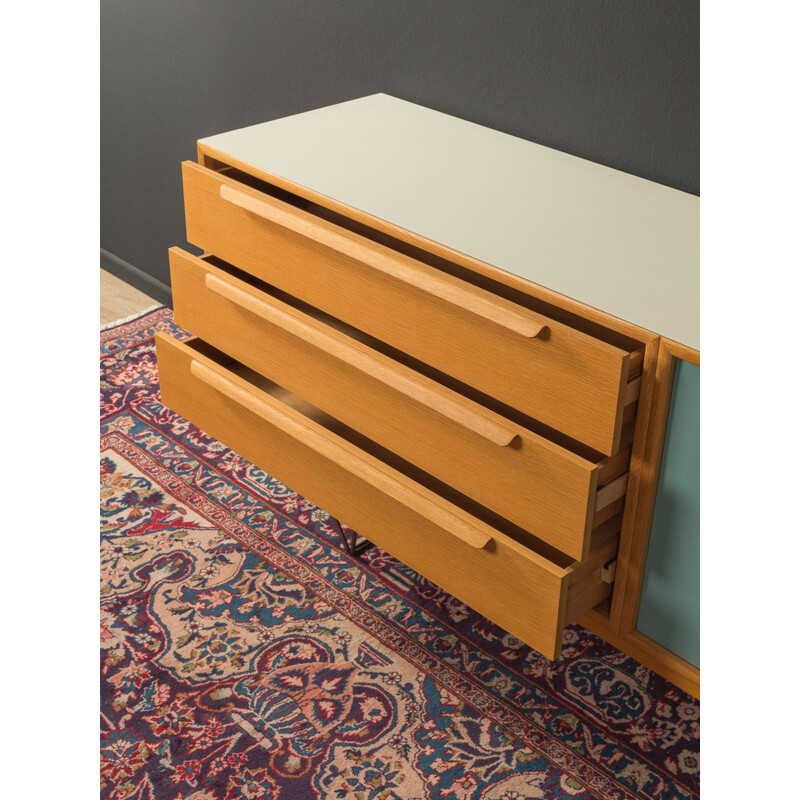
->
[580, 338, 700, 698]
[197, 142, 700, 696]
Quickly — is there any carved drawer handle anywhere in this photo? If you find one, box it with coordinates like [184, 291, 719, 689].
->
[219, 182, 548, 339]
[190, 359, 493, 550]
[206, 272, 520, 448]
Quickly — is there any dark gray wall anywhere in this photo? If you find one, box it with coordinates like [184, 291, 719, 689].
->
[101, 0, 699, 304]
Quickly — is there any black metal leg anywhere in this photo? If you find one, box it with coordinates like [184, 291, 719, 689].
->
[329, 517, 373, 557]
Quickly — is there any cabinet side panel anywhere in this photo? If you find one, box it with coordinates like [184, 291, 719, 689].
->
[636, 360, 700, 666]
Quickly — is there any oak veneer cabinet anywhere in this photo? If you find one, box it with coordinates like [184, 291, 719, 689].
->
[155, 95, 700, 697]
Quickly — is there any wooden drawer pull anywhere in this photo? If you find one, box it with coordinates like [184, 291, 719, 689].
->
[190, 359, 493, 550]
[219, 183, 548, 339]
[205, 273, 520, 447]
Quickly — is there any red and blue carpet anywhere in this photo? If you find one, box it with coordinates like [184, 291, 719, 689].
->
[100, 308, 699, 800]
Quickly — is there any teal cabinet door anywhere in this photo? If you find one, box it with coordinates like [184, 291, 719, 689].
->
[637, 359, 700, 667]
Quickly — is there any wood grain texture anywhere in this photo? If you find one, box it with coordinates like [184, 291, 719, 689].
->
[581, 336, 701, 698]
[202, 269, 518, 447]
[220, 183, 548, 339]
[182, 160, 634, 456]
[615, 337, 698, 636]
[197, 141, 664, 348]
[602, 337, 665, 633]
[616, 340, 678, 634]
[155, 331, 617, 659]
[169, 248, 611, 561]
[190, 359, 490, 550]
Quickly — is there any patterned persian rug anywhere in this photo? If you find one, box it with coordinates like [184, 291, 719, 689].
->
[100, 308, 699, 800]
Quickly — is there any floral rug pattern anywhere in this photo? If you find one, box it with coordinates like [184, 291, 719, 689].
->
[100, 308, 699, 800]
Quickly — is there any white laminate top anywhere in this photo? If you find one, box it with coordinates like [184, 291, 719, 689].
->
[201, 94, 699, 349]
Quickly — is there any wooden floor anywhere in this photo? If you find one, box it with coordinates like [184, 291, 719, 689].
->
[101, 269, 160, 325]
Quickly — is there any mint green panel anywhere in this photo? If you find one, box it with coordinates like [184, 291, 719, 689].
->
[637, 359, 700, 667]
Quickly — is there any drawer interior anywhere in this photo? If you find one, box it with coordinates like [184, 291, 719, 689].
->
[185, 337, 622, 571]
[202, 159, 646, 376]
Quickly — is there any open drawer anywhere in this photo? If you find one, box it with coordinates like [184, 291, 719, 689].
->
[182, 160, 642, 455]
[169, 247, 630, 561]
[155, 331, 620, 659]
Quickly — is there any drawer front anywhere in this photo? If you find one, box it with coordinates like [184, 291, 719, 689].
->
[183, 161, 633, 455]
[155, 331, 617, 659]
[170, 247, 610, 561]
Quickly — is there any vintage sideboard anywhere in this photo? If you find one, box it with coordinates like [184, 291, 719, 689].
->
[155, 94, 700, 697]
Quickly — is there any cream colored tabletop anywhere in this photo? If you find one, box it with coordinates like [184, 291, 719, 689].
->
[201, 94, 699, 350]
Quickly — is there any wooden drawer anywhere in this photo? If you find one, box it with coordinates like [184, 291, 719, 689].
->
[182, 161, 639, 456]
[170, 247, 628, 561]
[155, 331, 619, 659]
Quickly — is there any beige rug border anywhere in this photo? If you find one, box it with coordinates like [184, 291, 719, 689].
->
[100, 303, 164, 332]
